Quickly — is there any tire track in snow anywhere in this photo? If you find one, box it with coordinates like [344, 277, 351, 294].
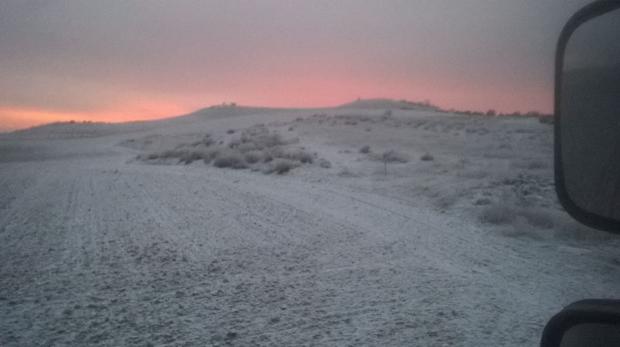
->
[2, 150, 620, 346]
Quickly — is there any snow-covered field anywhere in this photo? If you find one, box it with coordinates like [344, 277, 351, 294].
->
[1, 103, 619, 346]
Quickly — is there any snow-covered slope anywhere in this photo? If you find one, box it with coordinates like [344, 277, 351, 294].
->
[1, 105, 618, 346]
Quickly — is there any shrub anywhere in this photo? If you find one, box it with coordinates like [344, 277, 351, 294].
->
[359, 145, 371, 154]
[262, 152, 274, 162]
[137, 126, 323, 174]
[191, 135, 214, 147]
[420, 153, 434, 161]
[228, 139, 241, 149]
[264, 159, 298, 174]
[270, 148, 313, 163]
[257, 133, 286, 148]
[286, 150, 314, 164]
[179, 151, 203, 165]
[213, 152, 247, 169]
[203, 148, 223, 162]
[382, 150, 408, 163]
[244, 150, 264, 164]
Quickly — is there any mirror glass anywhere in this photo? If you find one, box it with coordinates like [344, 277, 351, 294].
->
[561, 8, 620, 220]
[561, 323, 620, 347]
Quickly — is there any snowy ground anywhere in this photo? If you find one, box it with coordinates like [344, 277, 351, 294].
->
[1, 104, 620, 346]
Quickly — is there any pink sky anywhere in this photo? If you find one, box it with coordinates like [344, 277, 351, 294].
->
[0, 0, 589, 131]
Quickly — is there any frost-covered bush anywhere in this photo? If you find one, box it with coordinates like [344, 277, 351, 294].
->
[244, 150, 264, 164]
[240, 127, 286, 149]
[284, 149, 314, 164]
[144, 148, 212, 165]
[420, 153, 434, 161]
[138, 126, 327, 175]
[213, 152, 247, 169]
[179, 151, 204, 165]
[264, 159, 298, 174]
[235, 142, 260, 153]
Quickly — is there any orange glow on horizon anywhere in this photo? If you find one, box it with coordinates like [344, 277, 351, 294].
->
[0, 101, 194, 132]
[0, 79, 553, 132]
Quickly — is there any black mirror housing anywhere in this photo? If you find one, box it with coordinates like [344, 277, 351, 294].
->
[555, 1, 620, 232]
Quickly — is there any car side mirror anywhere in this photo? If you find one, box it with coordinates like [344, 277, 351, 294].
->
[541, 300, 620, 347]
[555, 1, 620, 232]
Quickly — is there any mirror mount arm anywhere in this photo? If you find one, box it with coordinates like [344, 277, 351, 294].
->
[541, 300, 620, 347]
